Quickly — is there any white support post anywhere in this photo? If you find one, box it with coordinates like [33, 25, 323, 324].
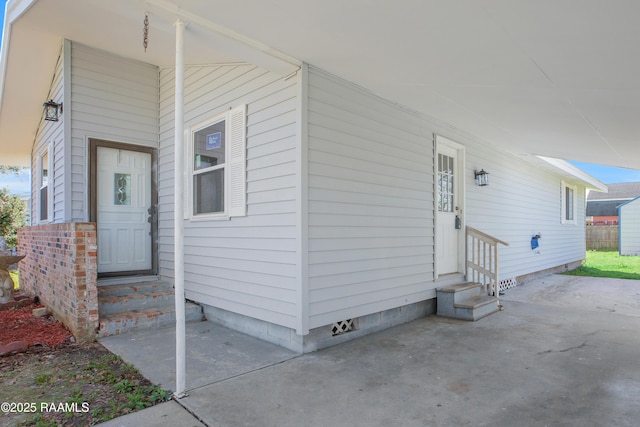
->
[173, 18, 187, 399]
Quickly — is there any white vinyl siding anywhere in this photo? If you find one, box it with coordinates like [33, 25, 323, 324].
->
[306, 67, 435, 329]
[54, 41, 595, 339]
[69, 42, 159, 221]
[31, 44, 64, 224]
[464, 143, 587, 281]
[619, 198, 640, 256]
[159, 64, 299, 329]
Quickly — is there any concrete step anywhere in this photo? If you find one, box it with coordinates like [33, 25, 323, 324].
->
[436, 282, 482, 312]
[98, 281, 173, 297]
[99, 289, 176, 315]
[436, 282, 499, 321]
[97, 302, 203, 338]
[437, 282, 483, 299]
[453, 295, 499, 321]
[97, 280, 202, 337]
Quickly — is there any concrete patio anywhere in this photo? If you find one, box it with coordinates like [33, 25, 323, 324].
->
[98, 274, 640, 426]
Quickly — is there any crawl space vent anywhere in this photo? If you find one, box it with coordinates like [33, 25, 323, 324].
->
[499, 277, 518, 292]
[331, 319, 357, 336]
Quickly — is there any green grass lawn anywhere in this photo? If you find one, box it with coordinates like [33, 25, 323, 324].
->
[564, 250, 640, 280]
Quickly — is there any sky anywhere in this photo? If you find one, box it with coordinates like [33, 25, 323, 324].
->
[0, 169, 30, 195]
[0, 1, 638, 196]
[568, 161, 640, 184]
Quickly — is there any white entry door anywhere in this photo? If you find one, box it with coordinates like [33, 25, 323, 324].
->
[96, 146, 152, 274]
[436, 144, 462, 275]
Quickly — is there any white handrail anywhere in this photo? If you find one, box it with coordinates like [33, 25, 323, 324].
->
[466, 227, 509, 297]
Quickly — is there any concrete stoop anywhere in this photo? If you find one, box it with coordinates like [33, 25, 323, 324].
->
[98, 281, 203, 337]
[436, 282, 499, 321]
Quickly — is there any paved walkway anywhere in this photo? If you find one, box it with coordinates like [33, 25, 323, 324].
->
[98, 274, 640, 426]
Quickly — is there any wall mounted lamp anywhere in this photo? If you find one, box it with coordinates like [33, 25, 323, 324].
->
[43, 99, 63, 122]
[474, 169, 489, 186]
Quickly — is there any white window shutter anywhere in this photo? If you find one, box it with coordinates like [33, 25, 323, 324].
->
[183, 129, 191, 219]
[228, 105, 247, 217]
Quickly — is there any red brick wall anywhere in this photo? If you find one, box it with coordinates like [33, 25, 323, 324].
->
[17, 223, 98, 342]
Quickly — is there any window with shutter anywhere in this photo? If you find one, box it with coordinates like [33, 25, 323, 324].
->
[185, 105, 246, 219]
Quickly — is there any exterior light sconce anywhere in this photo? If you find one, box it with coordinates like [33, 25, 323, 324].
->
[43, 99, 62, 122]
[474, 169, 489, 186]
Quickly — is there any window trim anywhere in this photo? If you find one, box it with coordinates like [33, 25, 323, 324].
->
[185, 105, 246, 221]
[189, 114, 228, 219]
[561, 180, 577, 225]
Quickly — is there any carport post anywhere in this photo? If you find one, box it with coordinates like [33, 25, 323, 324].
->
[173, 18, 187, 398]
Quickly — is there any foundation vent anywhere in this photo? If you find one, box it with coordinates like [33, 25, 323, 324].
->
[331, 319, 357, 336]
[499, 277, 518, 292]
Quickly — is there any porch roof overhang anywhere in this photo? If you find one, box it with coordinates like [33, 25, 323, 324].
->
[537, 156, 607, 193]
[1, 0, 640, 173]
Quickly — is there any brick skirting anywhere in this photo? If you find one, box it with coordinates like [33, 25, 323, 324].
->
[18, 223, 98, 342]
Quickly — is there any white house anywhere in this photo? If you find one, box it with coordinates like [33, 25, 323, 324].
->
[0, 1, 619, 364]
[618, 197, 640, 256]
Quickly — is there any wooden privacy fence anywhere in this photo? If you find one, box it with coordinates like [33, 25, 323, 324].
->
[586, 225, 618, 250]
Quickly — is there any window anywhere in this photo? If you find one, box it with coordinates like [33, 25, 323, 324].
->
[186, 105, 246, 219]
[437, 153, 454, 213]
[561, 181, 577, 224]
[38, 144, 53, 223]
[193, 118, 226, 214]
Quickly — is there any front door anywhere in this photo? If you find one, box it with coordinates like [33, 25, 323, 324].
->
[91, 141, 155, 275]
[436, 142, 463, 275]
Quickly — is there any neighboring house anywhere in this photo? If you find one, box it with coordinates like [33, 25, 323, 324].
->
[618, 197, 640, 256]
[0, 2, 608, 353]
[586, 182, 640, 225]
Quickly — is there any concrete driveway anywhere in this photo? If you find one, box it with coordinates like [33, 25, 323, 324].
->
[99, 274, 640, 427]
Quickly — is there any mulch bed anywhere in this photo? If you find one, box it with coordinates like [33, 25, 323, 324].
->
[0, 293, 171, 426]
[0, 295, 73, 352]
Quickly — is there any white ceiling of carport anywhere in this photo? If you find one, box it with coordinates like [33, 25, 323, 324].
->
[2, 0, 640, 172]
